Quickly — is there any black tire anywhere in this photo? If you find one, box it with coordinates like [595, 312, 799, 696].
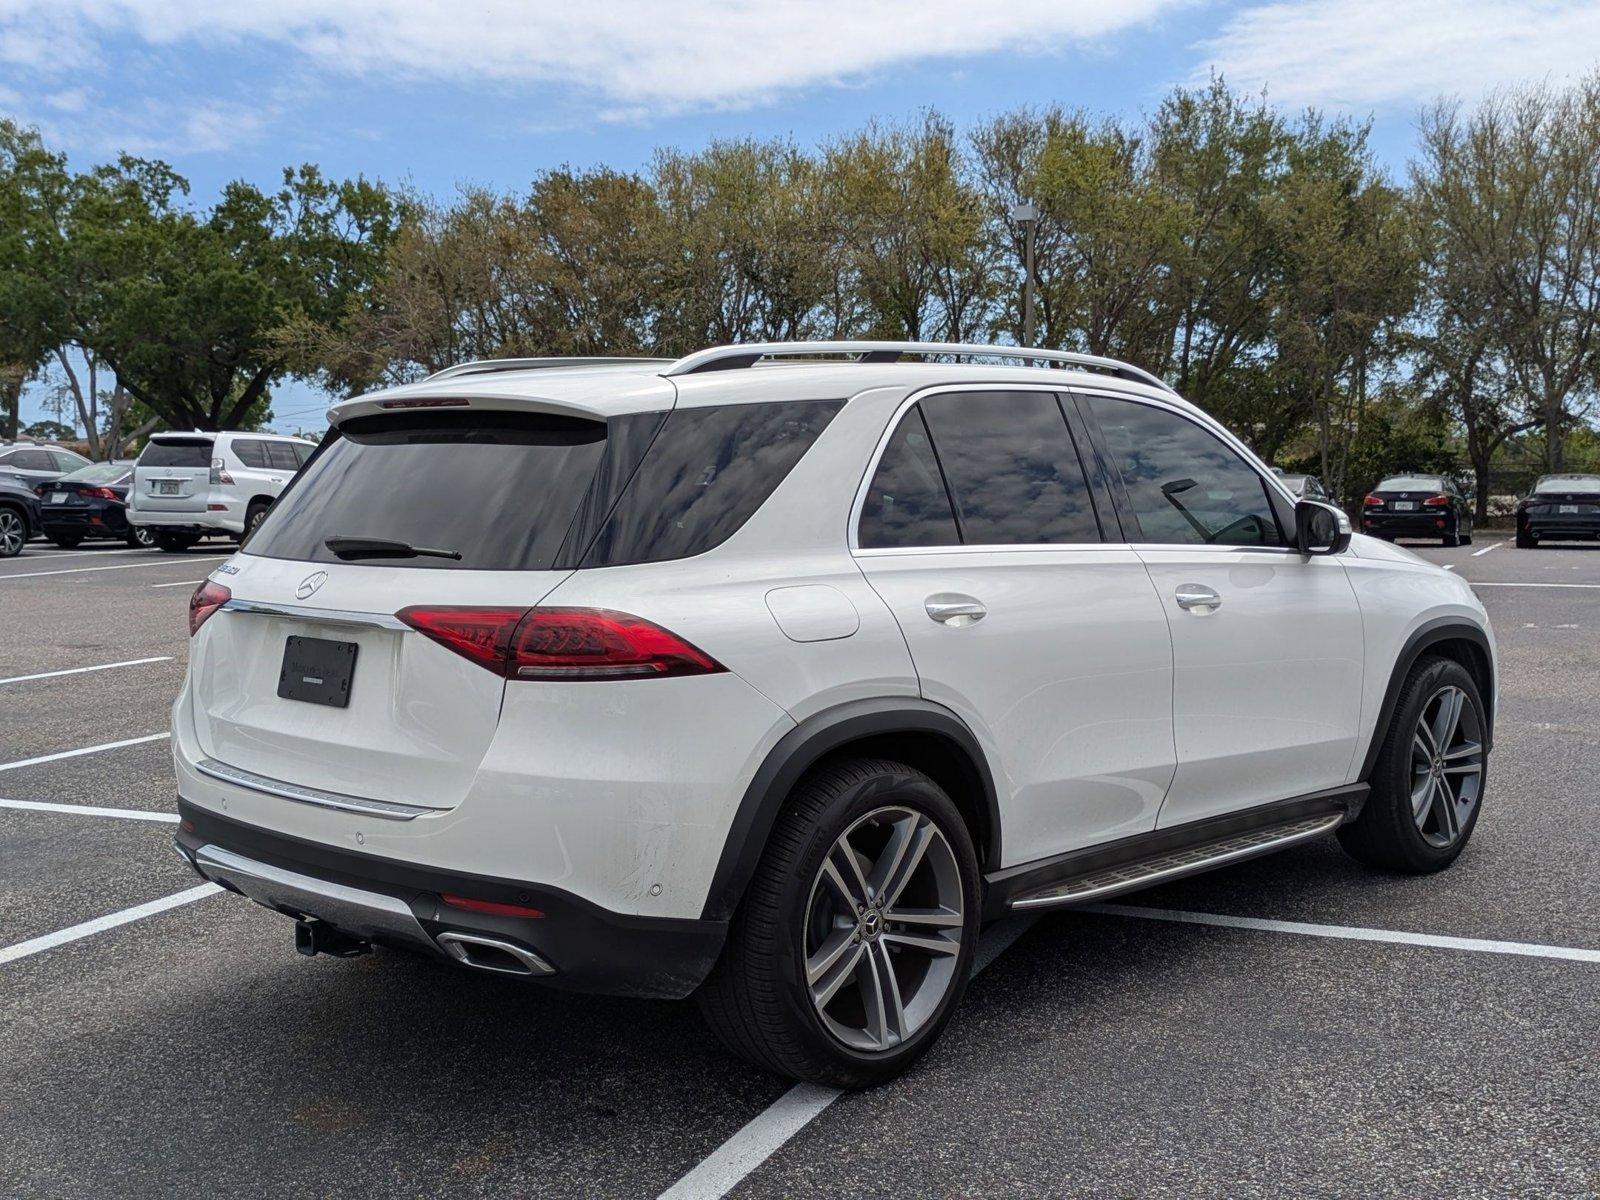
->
[0, 504, 26, 557]
[126, 525, 156, 549]
[49, 534, 84, 549]
[1338, 656, 1487, 873]
[1515, 528, 1536, 549]
[1460, 517, 1473, 546]
[244, 501, 270, 539]
[153, 531, 200, 553]
[697, 758, 981, 1089]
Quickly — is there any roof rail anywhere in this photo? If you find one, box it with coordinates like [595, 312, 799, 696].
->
[426, 356, 669, 382]
[663, 341, 1175, 394]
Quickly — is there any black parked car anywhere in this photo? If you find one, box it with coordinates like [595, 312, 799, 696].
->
[38, 461, 153, 548]
[1516, 474, 1600, 548]
[0, 470, 42, 557]
[0, 442, 91, 489]
[1361, 474, 1473, 546]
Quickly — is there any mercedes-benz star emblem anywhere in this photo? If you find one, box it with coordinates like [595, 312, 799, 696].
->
[295, 571, 328, 600]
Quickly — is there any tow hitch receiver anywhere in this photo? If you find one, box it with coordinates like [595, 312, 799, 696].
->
[294, 918, 372, 959]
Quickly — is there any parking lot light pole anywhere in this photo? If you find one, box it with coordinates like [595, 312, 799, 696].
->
[1011, 202, 1039, 352]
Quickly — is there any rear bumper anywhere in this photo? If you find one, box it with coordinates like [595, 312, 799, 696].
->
[1521, 514, 1600, 539]
[41, 508, 130, 538]
[130, 512, 243, 534]
[1360, 511, 1456, 537]
[176, 801, 728, 998]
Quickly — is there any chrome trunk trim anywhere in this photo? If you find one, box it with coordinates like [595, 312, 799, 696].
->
[218, 598, 408, 631]
[194, 757, 433, 821]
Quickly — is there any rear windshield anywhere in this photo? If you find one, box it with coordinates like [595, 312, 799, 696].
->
[1376, 475, 1443, 492]
[246, 412, 609, 571]
[61, 464, 131, 485]
[1534, 476, 1600, 494]
[140, 438, 214, 468]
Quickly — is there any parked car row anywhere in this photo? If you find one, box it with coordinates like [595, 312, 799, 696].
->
[0, 431, 316, 556]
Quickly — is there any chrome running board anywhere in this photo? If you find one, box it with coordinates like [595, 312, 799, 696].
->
[1010, 812, 1345, 911]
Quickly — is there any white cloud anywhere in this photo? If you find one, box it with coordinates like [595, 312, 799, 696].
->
[1195, 0, 1600, 110]
[1, 1, 1190, 115]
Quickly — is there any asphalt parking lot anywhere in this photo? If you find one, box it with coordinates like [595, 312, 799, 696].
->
[2, 534, 1596, 1199]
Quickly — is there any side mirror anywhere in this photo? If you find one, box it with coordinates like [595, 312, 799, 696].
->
[1296, 499, 1351, 556]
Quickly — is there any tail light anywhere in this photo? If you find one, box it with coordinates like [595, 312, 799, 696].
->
[1363, 494, 1383, 507]
[1423, 494, 1450, 507]
[441, 894, 545, 919]
[1518, 498, 1537, 511]
[84, 486, 121, 501]
[397, 606, 725, 681]
[189, 581, 231, 636]
[209, 457, 234, 485]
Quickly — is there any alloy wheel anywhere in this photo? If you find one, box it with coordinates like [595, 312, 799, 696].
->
[803, 806, 965, 1053]
[1410, 685, 1484, 848]
[0, 510, 23, 556]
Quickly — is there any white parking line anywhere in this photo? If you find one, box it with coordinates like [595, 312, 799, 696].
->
[0, 884, 220, 967]
[1471, 582, 1600, 589]
[0, 556, 228, 581]
[0, 732, 170, 773]
[1084, 903, 1600, 964]
[1471, 541, 1503, 556]
[0, 797, 178, 823]
[0, 656, 173, 685]
[149, 579, 203, 589]
[657, 914, 1038, 1200]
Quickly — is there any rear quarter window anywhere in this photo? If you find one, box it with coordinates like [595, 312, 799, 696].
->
[581, 399, 843, 567]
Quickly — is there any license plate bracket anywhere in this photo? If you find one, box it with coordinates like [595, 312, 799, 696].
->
[278, 636, 358, 708]
[1559, 504, 1579, 514]
[1392, 501, 1416, 511]
[155, 480, 180, 495]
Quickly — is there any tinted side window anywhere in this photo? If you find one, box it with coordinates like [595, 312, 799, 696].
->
[10, 449, 54, 471]
[919, 391, 1100, 544]
[265, 442, 301, 471]
[583, 399, 842, 567]
[291, 443, 314, 467]
[51, 450, 88, 470]
[232, 440, 269, 469]
[858, 405, 959, 549]
[1087, 396, 1282, 547]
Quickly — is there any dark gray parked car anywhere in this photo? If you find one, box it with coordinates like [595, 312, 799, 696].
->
[0, 470, 42, 556]
[0, 443, 91, 490]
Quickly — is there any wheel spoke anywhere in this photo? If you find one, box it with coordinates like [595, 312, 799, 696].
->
[1414, 722, 1440, 760]
[1442, 739, 1483, 763]
[883, 929, 961, 957]
[882, 905, 962, 928]
[809, 938, 865, 1008]
[820, 843, 871, 910]
[862, 942, 906, 1047]
[1431, 778, 1459, 841]
[1410, 773, 1434, 822]
[806, 927, 858, 987]
[870, 815, 934, 910]
[1430, 688, 1464, 753]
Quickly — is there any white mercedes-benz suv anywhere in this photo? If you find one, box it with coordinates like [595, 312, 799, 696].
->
[173, 343, 1495, 1087]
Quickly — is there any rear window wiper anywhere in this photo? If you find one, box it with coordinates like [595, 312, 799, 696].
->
[324, 536, 462, 562]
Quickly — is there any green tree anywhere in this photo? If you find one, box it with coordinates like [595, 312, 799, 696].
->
[69, 160, 397, 430]
[0, 120, 71, 440]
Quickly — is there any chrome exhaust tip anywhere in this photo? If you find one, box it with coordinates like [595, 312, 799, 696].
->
[436, 931, 553, 977]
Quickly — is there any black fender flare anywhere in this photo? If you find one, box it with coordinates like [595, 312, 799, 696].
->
[698, 697, 1001, 922]
[1359, 617, 1495, 782]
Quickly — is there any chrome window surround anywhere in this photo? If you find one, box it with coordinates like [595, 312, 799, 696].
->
[847, 382, 1307, 559]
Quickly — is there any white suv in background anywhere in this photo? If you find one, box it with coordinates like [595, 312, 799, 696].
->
[172, 343, 1496, 1087]
[129, 431, 315, 551]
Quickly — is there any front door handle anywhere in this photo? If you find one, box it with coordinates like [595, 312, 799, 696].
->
[925, 594, 986, 627]
[1174, 584, 1222, 613]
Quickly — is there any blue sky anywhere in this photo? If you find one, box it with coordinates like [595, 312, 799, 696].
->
[6, 0, 1598, 434]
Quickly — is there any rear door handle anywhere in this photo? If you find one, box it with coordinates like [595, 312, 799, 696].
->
[925, 594, 986, 626]
[1174, 585, 1222, 613]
